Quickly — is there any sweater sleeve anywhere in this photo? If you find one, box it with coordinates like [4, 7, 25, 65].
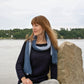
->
[15, 41, 26, 81]
[50, 56, 57, 79]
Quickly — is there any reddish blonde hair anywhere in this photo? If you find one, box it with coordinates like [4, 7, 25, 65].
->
[26, 15, 59, 50]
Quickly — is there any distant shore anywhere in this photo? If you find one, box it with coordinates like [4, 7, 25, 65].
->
[0, 38, 83, 40]
[0, 28, 84, 39]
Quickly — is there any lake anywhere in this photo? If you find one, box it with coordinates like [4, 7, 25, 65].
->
[0, 39, 84, 84]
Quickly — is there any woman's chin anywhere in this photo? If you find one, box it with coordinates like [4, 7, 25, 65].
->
[34, 33, 38, 36]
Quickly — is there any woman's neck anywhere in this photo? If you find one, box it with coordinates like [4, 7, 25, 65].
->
[36, 33, 47, 44]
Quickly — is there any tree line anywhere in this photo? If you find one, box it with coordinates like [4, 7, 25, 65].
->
[0, 28, 84, 39]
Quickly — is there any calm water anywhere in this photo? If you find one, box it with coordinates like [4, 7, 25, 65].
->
[0, 39, 84, 84]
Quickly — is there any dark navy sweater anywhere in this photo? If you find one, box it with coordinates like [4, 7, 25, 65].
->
[15, 41, 57, 84]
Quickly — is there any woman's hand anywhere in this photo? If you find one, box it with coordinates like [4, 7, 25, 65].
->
[21, 77, 33, 84]
[26, 78, 33, 84]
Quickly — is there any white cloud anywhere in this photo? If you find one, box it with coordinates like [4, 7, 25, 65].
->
[0, 0, 84, 29]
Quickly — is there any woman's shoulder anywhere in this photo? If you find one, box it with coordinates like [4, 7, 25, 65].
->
[23, 40, 27, 45]
[24, 39, 31, 46]
[25, 39, 31, 42]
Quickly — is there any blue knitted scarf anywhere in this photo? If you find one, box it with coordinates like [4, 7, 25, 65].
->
[24, 32, 57, 75]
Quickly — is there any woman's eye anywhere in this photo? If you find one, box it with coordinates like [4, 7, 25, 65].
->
[32, 24, 39, 27]
[35, 24, 39, 26]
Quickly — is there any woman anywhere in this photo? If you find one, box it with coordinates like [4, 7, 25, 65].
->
[15, 15, 59, 84]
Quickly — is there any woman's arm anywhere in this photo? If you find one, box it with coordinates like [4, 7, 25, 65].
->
[51, 63, 57, 79]
[50, 56, 57, 79]
[15, 41, 26, 80]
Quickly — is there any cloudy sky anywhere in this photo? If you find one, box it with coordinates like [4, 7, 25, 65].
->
[0, 0, 84, 30]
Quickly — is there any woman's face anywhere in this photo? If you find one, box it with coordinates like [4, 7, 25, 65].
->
[32, 23, 45, 36]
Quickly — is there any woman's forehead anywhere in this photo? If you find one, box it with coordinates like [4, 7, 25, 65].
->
[32, 23, 39, 26]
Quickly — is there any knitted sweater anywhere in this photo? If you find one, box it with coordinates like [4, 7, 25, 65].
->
[15, 41, 57, 84]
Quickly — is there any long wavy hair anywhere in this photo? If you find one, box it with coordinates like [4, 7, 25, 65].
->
[26, 15, 59, 50]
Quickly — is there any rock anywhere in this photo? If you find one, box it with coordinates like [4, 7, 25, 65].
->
[83, 69, 84, 83]
[57, 41, 83, 84]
